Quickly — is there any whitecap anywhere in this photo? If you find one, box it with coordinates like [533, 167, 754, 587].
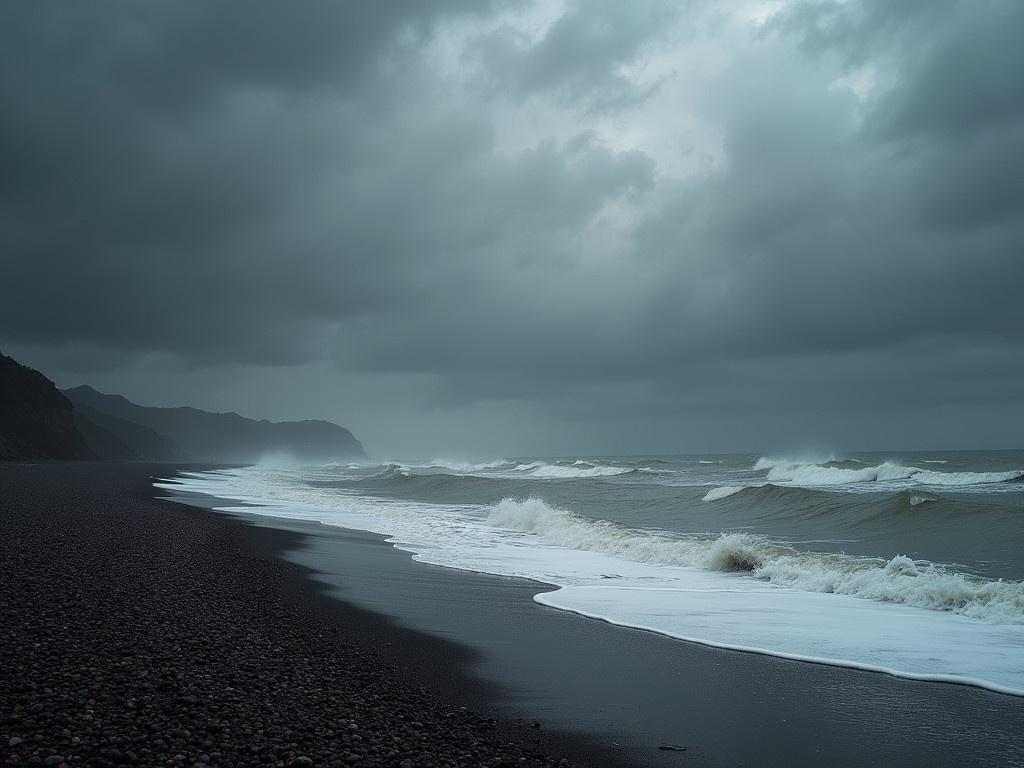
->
[702, 486, 748, 502]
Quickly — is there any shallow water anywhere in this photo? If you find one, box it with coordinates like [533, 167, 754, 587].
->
[158, 450, 1024, 694]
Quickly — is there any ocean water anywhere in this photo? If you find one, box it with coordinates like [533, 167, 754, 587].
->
[158, 451, 1024, 695]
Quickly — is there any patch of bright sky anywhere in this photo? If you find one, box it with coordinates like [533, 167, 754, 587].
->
[736, 0, 788, 27]
[418, 0, 868, 264]
[422, 0, 776, 183]
[829, 64, 877, 100]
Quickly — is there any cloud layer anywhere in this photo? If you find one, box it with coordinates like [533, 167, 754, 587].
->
[2, 0, 1022, 455]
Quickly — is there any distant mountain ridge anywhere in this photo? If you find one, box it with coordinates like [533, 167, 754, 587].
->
[0, 350, 365, 463]
[64, 385, 365, 463]
[72, 402, 184, 461]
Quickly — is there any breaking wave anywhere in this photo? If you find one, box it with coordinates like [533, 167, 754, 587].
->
[755, 457, 1024, 488]
[485, 497, 785, 569]
[757, 554, 1024, 623]
[515, 462, 634, 479]
[162, 456, 1024, 696]
[702, 485, 749, 502]
[485, 497, 1024, 623]
[421, 458, 514, 472]
[377, 459, 645, 479]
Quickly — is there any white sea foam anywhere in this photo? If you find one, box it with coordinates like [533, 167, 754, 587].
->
[321, 461, 367, 470]
[911, 468, 1024, 485]
[763, 460, 915, 485]
[534, 585, 1024, 697]
[524, 463, 632, 479]
[484, 498, 1024, 622]
[755, 457, 1023, 488]
[707, 533, 767, 572]
[432, 458, 509, 471]
[157, 467, 1024, 696]
[392, 458, 513, 474]
[514, 462, 544, 471]
[755, 554, 1024, 623]
[753, 454, 835, 471]
[485, 498, 724, 567]
[702, 485, 748, 502]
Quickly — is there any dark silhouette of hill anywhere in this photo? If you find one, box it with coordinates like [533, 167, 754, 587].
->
[73, 402, 185, 461]
[0, 350, 365, 463]
[0, 352, 98, 460]
[64, 385, 365, 463]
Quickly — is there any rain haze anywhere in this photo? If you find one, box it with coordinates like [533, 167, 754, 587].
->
[2, 0, 1023, 457]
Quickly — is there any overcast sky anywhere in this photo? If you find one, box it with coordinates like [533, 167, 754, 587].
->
[2, 0, 1022, 458]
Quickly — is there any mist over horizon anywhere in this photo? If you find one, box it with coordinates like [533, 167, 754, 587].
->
[3, 0, 1023, 457]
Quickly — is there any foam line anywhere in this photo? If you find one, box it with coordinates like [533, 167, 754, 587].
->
[157, 468, 1024, 697]
[534, 588, 1024, 697]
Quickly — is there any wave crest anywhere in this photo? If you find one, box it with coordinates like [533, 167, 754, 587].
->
[755, 457, 1024, 488]
[708, 533, 764, 571]
[485, 498, 775, 569]
[757, 554, 1024, 622]
[520, 463, 633, 479]
[702, 485, 748, 502]
[485, 497, 1024, 623]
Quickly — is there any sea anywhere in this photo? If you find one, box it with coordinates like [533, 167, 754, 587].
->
[160, 450, 1024, 696]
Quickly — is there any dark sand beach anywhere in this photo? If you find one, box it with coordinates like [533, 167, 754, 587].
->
[4, 462, 1024, 768]
[166, 486, 1024, 768]
[0, 462, 598, 768]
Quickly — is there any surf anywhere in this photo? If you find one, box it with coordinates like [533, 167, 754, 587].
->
[157, 452, 1024, 696]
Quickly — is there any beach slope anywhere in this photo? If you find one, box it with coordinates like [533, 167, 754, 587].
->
[0, 462, 585, 768]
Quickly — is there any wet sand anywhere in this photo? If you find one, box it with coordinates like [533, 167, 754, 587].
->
[0, 462, 599, 767]
[163, 483, 1024, 768]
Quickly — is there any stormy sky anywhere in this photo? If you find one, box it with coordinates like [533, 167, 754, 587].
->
[2, 0, 1022, 457]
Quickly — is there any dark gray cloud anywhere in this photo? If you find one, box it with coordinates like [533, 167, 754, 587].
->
[469, 0, 673, 108]
[2, 0, 1022, 455]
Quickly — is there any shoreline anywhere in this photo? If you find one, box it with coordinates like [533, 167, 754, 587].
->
[0, 462, 613, 768]
[159, 472, 1024, 767]
[5, 462, 1024, 767]
[535, 592, 1024, 698]
[163, 469, 1024, 701]
[179, 492, 1024, 701]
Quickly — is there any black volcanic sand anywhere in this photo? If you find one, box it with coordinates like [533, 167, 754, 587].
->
[5, 464, 1024, 768]
[161, 487, 1024, 767]
[0, 462, 600, 768]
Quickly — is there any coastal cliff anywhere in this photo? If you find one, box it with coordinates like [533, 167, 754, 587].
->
[64, 385, 365, 463]
[0, 353, 98, 460]
[0, 351, 365, 463]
